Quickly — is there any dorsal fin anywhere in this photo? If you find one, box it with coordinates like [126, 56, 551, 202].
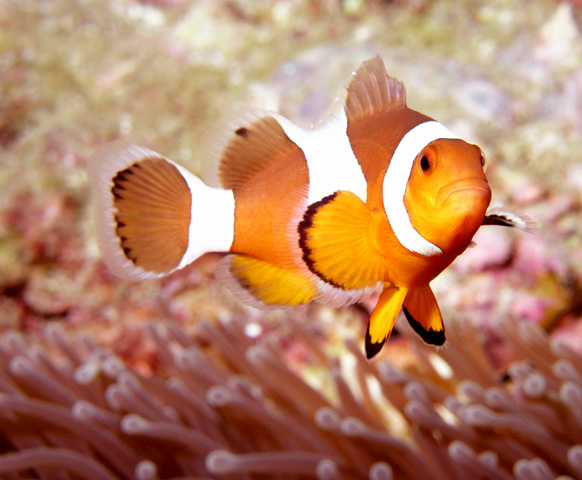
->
[199, 108, 265, 188]
[200, 109, 304, 191]
[344, 55, 407, 122]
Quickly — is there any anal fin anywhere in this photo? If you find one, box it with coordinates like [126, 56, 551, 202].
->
[402, 285, 445, 346]
[220, 254, 317, 308]
[366, 286, 408, 359]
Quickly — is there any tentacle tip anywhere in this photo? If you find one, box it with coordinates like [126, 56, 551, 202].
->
[205, 450, 237, 475]
[369, 462, 394, 480]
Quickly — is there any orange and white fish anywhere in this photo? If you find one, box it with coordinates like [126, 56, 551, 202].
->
[88, 55, 529, 358]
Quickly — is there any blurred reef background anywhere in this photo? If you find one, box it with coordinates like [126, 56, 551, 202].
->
[1, 0, 582, 478]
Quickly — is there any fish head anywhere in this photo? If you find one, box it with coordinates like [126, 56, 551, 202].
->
[404, 138, 491, 253]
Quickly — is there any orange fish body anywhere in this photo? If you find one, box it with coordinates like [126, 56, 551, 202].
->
[88, 56, 526, 358]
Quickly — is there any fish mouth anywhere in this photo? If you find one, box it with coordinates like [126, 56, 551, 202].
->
[436, 178, 491, 207]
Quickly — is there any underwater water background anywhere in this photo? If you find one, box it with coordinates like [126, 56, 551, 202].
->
[0, 0, 582, 479]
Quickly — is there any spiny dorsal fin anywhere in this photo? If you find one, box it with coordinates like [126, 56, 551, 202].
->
[88, 141, 192, 280]
[345, 55, 407, 122]
[200, 109, 304, 191]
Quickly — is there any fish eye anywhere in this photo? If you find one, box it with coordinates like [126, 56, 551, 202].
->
[480, 151, 486, 168]
[420, 155, 430, 172]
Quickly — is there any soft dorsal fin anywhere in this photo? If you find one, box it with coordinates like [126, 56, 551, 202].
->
[200, 108, 265, 188]
[200, 109, 304, 191]
[344, 55, 407, 122]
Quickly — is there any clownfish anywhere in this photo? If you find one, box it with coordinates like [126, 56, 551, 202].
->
[88, 55, 530, 358]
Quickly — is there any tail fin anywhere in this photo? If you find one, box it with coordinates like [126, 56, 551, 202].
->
[87, 141, 234, 281]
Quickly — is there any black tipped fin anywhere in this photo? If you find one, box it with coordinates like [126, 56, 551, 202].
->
[403, 306, 446, 346]
[365, 323, 387, 359]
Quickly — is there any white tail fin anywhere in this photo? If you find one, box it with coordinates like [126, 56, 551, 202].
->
[87, 141, 234, 281]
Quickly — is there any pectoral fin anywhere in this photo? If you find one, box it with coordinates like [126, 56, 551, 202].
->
[365, 286, 408, 359]
[298, 190, 385, 292]
[483, 208, 537, 233]
[402, 285, 445, 346]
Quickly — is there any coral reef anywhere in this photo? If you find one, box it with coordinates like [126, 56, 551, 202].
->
[0, 316, 580, 479]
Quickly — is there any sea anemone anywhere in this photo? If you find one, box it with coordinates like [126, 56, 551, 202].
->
[0, 314, 580, 480]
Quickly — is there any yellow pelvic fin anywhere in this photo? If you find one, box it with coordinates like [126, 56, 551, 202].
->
[298, 190, 385, 291]
[366, 286, 408, 359]
[223, 254, 317, 307]
[402, 285, 445, 346]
